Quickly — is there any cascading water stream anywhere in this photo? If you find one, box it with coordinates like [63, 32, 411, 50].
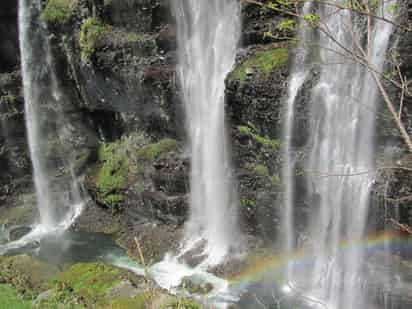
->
[284, 1, 397, 308]
[18, 0, 84, 232]
[19, 0, 55, 228]
[282, 1, 312, 279]
[172, 0, 241, 265]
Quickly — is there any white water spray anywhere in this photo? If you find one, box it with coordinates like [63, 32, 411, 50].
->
[282, 2, 312, 277]
[172, 0, 241, 265]
[284, 1, 397, 308]
[18, 0, 84, 231]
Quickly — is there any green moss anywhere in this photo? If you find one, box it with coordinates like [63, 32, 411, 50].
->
[0, 94, 17, 104]
[240, 199, 257, 209]
[0, 285, 32, 309]
[237, 126, 280, 151]
[103, 292, 153, 309]
[103, 0, 113, 7]
[238, 125, 252, 135]
[246, 162, 281, 190]
[270, 175, 281, 187]
[95, 143, 129, 209]
[229, 47, 289, 82]
[124, 32, 143, 43]
[136, 138, 179, 162]
[41, 0, 75, 25]
[133, 181, 145, 194]
[164, 298, 203, 309]
[79, 18, 106, 60]
[253, 164, 270, 177]
[37, 292, 85, 309]
[54, 263, 122, 307]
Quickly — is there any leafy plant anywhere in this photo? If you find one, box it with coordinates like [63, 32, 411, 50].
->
[79, 18, 106, 60]
[277, 19, 296, 31]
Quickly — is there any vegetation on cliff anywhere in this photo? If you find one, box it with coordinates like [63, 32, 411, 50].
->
[94, 142, 129, 209]
[229, 47, 289, 83]
[79, 17, 106, 60]
[41, 0, 76, 25]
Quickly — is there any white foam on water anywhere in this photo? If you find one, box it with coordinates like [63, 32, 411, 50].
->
[0, 201, 84, 255]
[104, 251, 240, 308]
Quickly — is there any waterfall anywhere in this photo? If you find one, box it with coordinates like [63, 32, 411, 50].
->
[172, 0, 241, 265]
[285, 1, 397, 308]
[19, 0, 84, 230]
[282, 2, 312, 277]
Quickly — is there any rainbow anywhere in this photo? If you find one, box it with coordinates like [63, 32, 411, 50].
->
[228, 232, 412, 288]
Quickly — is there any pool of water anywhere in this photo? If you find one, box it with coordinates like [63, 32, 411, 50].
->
[1, 227, 412, 309]
[1, 228, 124, 266]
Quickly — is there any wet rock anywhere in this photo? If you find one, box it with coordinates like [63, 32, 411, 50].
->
[0, 193, 38, 227]
[365, 251, 412, 308]
[152, 152, 189, 194]
[108, 280, 140, 299]
[0, 1, 19, 71]
[116, 222, 182, 263]
[35, 289, 54, 303]
[141, 191, 188, 225]
[178, 241, 208, 267]
[226, 43, 291, 138]
[0, 71, 30, 189]
[180, 275, 214, 295]
[104, 0, 170, 32]
[241, 1, 292, 46]
[8, 225, 32, 241]
[371, 152, 412, 233]
[74, 200, 122, 235]
[157, 24, 177, 52]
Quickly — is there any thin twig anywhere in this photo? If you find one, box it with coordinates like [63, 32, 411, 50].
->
[387, 218, 412, 234]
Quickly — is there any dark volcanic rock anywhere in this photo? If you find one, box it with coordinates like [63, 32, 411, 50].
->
[241, 0, 294, 46]
[9, 225, 32, 242]
[0, 71, 30, 190]
[0, 1, 19, 71]
[226, 43, 291, 137]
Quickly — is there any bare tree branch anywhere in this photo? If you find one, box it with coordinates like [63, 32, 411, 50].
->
[387, 218, 412, 234]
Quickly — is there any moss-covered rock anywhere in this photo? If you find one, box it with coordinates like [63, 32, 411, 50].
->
[79, 17, 106, 60]
[237, 125, 280, 153]
[165, 298, 204, 309]
[92, 142, 129, 209]
[231, 121, 283, 238]
[229, 47, 289, 83]
[42, 0, 76, 26]
[85, 134, 183, 216]
[227, 44, 291, 139]
[136, 138, 179, 163]
[36, 262, 203, 309]
[101, 292, 153, 309]
[0, 255, 58, 296]
[0, 259, 203, 309]
[51, 263, 122, 307]
[98, 29, 158, 57]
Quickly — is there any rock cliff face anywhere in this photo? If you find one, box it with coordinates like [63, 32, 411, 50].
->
[0, 1, 19, 72]
[1, 0, 412, 259]
[0, 1, 31, 209]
